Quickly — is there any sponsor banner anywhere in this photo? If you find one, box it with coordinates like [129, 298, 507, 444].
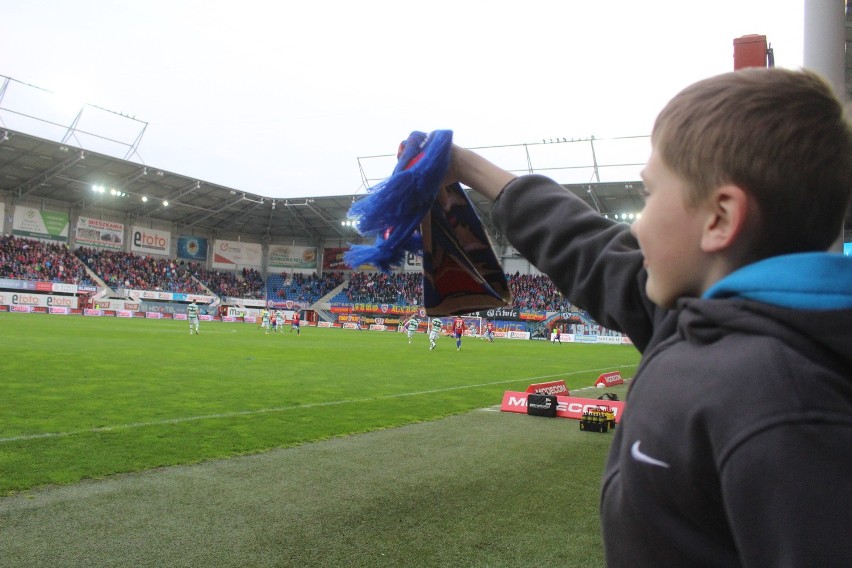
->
[225, 297, 266, 308]
[479, 307, 520, 320]
[507, 331, 530, 340]
[595, 371, 625, 387]
[131, 226, 171, 256]
[83, 309, 103, 316]
[402, 252, 422, 272]
[90, 300, 139, 311]
[212, 239, 262, 269]
[500, 391, 626, 423]
[51, 282, 78, 294]
[370, 324, 388, 331]
[342, 322, 360, 330]
[221, 316, 237, 323]
[10, 305, 32, 313]
[353, 303, 412, 315]
[49, 307, 70, 315]
[0, 278, 37, 291]
[176, 236, 208, 261]
[525, 380, 570, 397]
[78, 285, 98, 293]
[322, 247, 349, 270]
[75, 217, 124, 249]
[518, 310, 546, 321]
[0, 292, 78, 309]
[268, 244, 318, 270]
[267, 300, 302, 310]
[321, 247, 375, 271]
[573, 334, 598, 343]
[173, 313, 187, 320]
[317, 321, 333, 328]
[13, 205, 69, 242]
[116, 310, 134, 318]
[146, 312, 163, 319]
[199, 314, 213, 321]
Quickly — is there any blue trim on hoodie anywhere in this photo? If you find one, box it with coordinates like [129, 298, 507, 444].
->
[703, 252, 852, 310]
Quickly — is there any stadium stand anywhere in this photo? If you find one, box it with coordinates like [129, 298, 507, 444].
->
[74, 247, 206, 295]
[0, 235, 93, 286]
[194, 266, 265, 300]
[268, 271, 345, 304]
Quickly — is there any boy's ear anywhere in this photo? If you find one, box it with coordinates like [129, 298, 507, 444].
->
[700, 184, 751, 253]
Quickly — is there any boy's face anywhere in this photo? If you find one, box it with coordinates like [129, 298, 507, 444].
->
[632, 147, 709, 309]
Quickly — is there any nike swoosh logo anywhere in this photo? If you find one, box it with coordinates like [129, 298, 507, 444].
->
[631, 440, 670, 468]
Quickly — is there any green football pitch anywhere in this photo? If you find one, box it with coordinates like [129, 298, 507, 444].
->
[0, 312, 639, 495]
[0, 311, 640, 567]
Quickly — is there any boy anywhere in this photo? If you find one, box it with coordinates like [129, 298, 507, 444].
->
[446, 68, 852, 566]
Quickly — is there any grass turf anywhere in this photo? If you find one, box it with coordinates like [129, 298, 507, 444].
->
[0, 312, 638, 495]
[1, 311, 639, 567]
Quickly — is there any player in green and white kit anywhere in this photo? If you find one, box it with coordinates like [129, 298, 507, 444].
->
[429, 318, 442, 350]
[187, 300, 200, 335]
[405, 316, 419, 344]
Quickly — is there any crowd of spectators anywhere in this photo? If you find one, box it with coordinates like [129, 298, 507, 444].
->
[0, 235, 93, 285]
[74, 247, 206, 295]
[507, 272, 574, 312]
[1, 232, 578, 314]
[331, 271, 575, 311]
[336, 272, 422, 306]
[195, 267, 265, 299]
[273, 271, 345, 304]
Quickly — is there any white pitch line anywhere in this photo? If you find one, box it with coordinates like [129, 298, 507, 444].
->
[0, 364, 637, 444]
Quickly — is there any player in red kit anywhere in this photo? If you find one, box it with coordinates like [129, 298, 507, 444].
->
[452, 318, 466, 351]
[291, 311, 301, 335]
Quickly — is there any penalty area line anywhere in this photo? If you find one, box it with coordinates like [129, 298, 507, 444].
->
[0, 364, 637, 444]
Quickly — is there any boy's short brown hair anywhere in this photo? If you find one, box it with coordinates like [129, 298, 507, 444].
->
[652, 68, 852, 257]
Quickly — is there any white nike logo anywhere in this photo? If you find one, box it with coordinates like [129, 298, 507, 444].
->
[631, 440, 670, 468]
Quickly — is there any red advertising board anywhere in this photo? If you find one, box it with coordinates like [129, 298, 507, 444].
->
[594, 371, 624, 388]
[525, 380, 570, 397]
[500, 391, 625, 423]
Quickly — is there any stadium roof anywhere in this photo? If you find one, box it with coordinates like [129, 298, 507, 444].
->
[0, 129, 653, 245]
[2, 129, 849, 247]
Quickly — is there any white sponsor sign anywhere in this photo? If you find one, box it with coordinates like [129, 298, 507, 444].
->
[268, 244, 318, 270]
[76, 217, 125, 249]
[0, 292, 79, 309]
[403, 252, 423, 272]
[213, 239, 262, 269]
[131, 226, 171, 255]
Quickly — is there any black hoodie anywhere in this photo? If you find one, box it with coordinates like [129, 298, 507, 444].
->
[492, 175, 852, 567]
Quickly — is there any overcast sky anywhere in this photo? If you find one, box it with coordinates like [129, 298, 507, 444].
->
[1, 0, 805, 199]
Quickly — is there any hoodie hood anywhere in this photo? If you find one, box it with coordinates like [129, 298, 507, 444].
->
[678, 252, 852, 372]
[702, 252, 852, 309]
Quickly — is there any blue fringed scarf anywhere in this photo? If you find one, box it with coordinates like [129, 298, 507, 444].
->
[344, 130, 511, 316]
